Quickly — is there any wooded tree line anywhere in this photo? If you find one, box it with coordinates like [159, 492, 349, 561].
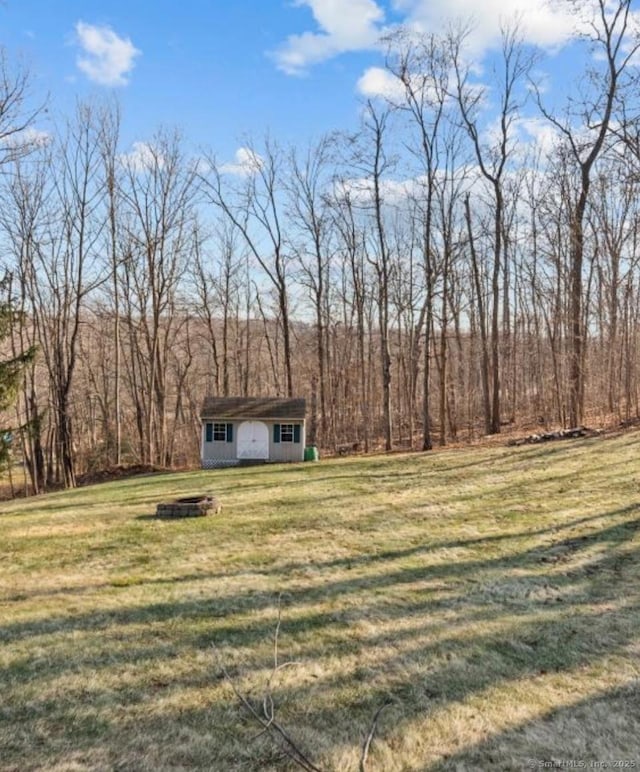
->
[2, 0, 640, 492]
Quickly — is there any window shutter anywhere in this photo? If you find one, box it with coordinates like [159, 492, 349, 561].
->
[205, 423, 213, 442]
[293, 424, 301, 443]
[274, 424, 280, 444]
[226, 423, 233, 443]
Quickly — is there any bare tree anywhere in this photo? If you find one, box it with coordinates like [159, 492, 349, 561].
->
[331, 190, 372, 451]
[0, 155, 46, 491]
[200, 138, 295, 397]
[338, 104, 396, 450]
[0, 48, 44, 167]
[97, 100, 123, 464]
[28, 104, 107, 487]
[383, 28, 453, 448]
[588, 161, 638, 415]
[119, 130, 197, 466]
[537, 0, 640, 426]
[191, 216, 244, 397]
[286, 136, 334, 444]
[451, 22, 535, 434]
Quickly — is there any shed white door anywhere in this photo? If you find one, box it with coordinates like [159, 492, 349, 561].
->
[237, 421, 269, 460]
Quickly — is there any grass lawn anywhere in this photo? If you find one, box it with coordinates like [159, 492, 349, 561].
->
[1, 432, 640, 771]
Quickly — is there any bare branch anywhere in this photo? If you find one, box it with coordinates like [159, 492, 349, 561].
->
[359, 700, 392, 772]
[212, 597, 323, 772]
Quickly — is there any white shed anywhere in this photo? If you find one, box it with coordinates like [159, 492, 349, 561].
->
[200, 396, 306, 468]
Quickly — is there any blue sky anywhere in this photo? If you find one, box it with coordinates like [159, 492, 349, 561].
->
[1, 0, 606, 162]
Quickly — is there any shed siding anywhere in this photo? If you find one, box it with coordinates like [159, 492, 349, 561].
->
[201, 419, 305, 465]
[269, 422, 305, 462]
[202, 422, 237, 462]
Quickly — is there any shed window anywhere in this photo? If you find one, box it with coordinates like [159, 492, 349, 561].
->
[213, 423, 229, 441]
[205, 422, 232, 443]
[274, 423, 301, 443]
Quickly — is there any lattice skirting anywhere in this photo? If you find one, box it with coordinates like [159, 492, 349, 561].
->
[201, 459, 240, 469]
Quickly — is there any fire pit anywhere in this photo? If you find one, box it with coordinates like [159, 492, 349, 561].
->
[156, 495, 221, 518]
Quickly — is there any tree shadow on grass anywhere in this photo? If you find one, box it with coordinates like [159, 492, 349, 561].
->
[6, 528, 638, 642]
[425, 682, 640, 771]
[8, 562, 637, 770]
[2, 504, 638, 618]
[206, 540, 640, 769]
[1, 502, 624, 604]
[1, 507, 639, 769]
[19, 593, 640, 768]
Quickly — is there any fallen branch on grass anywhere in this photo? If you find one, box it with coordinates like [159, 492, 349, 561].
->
[214, 595, 393, 771]
[359, 700, 392, 772]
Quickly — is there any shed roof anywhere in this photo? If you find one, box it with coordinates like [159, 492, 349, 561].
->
[200, 396, 306, 420]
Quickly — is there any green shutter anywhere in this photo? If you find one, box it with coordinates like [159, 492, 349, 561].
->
[293, 424, 301, 443]
[205, 423, 213, 442]
[274, 424, 280, 443]
[226, 423, 233, 443]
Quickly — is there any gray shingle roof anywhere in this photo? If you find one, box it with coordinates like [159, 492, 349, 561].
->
[200, 396, 306, 420]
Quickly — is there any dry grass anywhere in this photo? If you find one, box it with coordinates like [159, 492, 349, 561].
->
[1, 432, 640, 770]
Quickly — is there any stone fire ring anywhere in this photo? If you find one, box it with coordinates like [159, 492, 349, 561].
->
[156, 495, 222, 518]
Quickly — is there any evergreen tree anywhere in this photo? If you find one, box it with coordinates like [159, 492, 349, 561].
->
[0, 275, 37, 466]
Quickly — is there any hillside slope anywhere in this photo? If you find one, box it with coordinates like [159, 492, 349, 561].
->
[1, 433, 639, 770]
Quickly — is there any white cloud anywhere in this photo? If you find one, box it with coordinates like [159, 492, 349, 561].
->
[333, 173, 430, 206]
[120, 141, 163, 172]
[274, 0, 386, 74]
[356, 63, 454, 106]
[357, 66, 405, 100]
[2, 127, 51, 150]
[274, 0, 589, 79]
[189, 157, 212, 176]
[219, 147, 264, 177]
[393, 0, 579, 55]
[75, 21, 140, 87]
[516, 116, 560, 156]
